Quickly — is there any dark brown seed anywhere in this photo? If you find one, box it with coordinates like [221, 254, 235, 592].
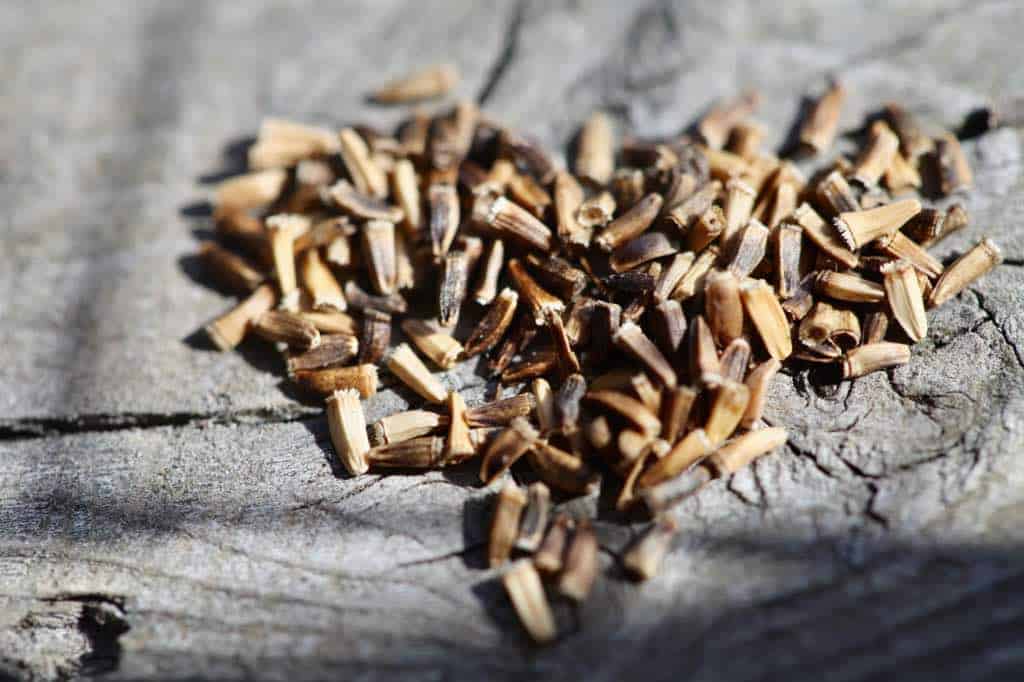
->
[439, 251, 470, 328]
[604, 271, 655, 294]
[884, 103, 933, 159]
[428, 182, 460, 259]
[799, 79, 845, 154]
[815, 170, 860, 216]
[344, 280, 408, 315]
[508, 258, 564, 325]
[610, 232, 678, 273]
[252, 310, 321, 351]
[357, 309, 391, 365]
[324, 179, 404, 223]
[526, 254, 587, 300]
[546, 309, 582, 377]
[589, 301, 621, 365]
[198, 241, 265, 294]
[664, 180, 722, 234]
[479, 418, 540, 484]
[724, 219, 769, 278]
[934, 132, 973, 195]
[287, 333, 359, 373]
[501, 350, 558, 384]
[464, 288, 519, 358]
[649, 299, 687, 359]
[595, 193, 664, 252]
[614, 322, 678, 389]
[473, 193, 553, 252]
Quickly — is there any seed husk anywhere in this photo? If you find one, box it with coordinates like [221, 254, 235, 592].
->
[356, 309, 391, 365]
[339, 127, 388, 199]
[724, 219, 769, 278]
[576, 111, 615, 185]
[473, 239, 505, 305]
[704, 380, 750, 445]
[325, 389, 371, 477]
[508, 258, 564, 325]
[464, 287, 519, 358]
[428, 182, 460, 259]
[526, 254, 587, 300]
[252, 310, 321, 351]
[637, 428, 712, 489]
[623, 516, 679, 581]
[793, 203, 859, 269]
[215, 168, 287, 211]
[516, 482, 552, 553]
[705, 270, 745, 346]
[833, 198, 921, 250]
[852, 121, 900, 188]
[557, 520, 599, 602]
[294, 363, 379, 398]
[707, 426, 787, 476]
[473, 194, 553, 252]
[873, 230, 944, 280]
[798, 301, 861, 359]
[595, 193, 664, 252]
[370, 409, 443, 446]
[401, 318, 464, 369]
[205, 283, 278, 351]
[741, 279, 793, 360]
[438, 251, 470, 328]
[934, 132, 973, 195]
[672, 245, 720, 301]
[741, 357, 781, 428]
[928, 238, 1003, 308]
[814, 270, 886, 303]
[815, 170, 860, 216]
[504, 559, 558, 644]
[842, 342, 911, 379]
[344, 280, 408, 315]
[199, 241, 265, 294]
[665, 180, 722, 234]
[479, 417, 539, 484]
[371, 63, 458, 104]
[699, 90, 760, 149]
[799, 80, 845, 155]
[614, 321, 678, 389]
[288, 333, 360, 373]
[553, 171, 588, 247]
[689, 314, 723, 386]
[386, 343, 447, 403]
[882, 260, 928, 343]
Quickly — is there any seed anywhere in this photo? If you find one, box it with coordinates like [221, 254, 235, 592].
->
[479, 418, 539, 484]
[248, 118, 339, 169]
[661, 385, 698, 444]
[298, 248, 346, 313]
[672, 245, 720, 301]
[343, 281, 408, 315]
[873, 231, 943, 280]
[553, 171, 588, 247]
[391, 159, 422, 236]
[704, 380, 750, 445]
[325, 389, 371, 476]
[765, 181, 798, 229]
[508, 258, 564, 325]
[596, 193, 664, 252]
[884, 103, 933, 159]
[585, 415, 614, 453]
[252, 310, 321, 351]
[576, 111, 615, 185]
[465, 393, 536, 427]
[501, 349, 557, 384]
[720, 337, 752, 383]
[753, 162, 804, 223]
[815, 169, 860, 216]
[929, 238, 1003, 308]
[370, 63, 458, 104]
[588, 301, 621, 365]
[324, 179, 404, 223]
[438, 251, 469, 328]
[863, 311, 890, 345]
[516, 482, 552, 553]
[623, 516, 679, 581]
[557, 520, 599, 602]
[325, 234, 352, 268]
[798, 301, 861, 359]
[444, 391, 475, 462]
[884, 151, 922, 193]
[428, 182, 460, 259]
[613, 321, 678, 389]
[611, 167, 647, 210]
[707, 427, 788, 476]
[535, 514, 572, 575]
[215, 168, 287, 211]
[299, 310, 358, 336]
[508, 171, 551, 219]
[629, 373, 662, 414]
[610, 232, 677, 273]
[473, 239, 505, 305]
[554, 373, 587, 435]
[526, 254, 587, 300]
[288, 333, 360, 373]
[528, 440, 600, 495]
[833, 198, 921, 250]
[198, 241, 265, 294]
[741, 357, 781, 429]
[649, 299, 687, 359]
[265, 213, 306, 307]
[604, 271, 655, 294]
[727, 121, 765, 160]
[503, 560, 557, 644]
[665, 180, 722, 234]
[577, 191, 617, 231]
[842, 342, 911, 379]
[401, 318, 464, 369]
[705, 270, 745, 346]
[793, 202, 859, 269]
[641, 464, 713, 513]
[935, 132, 973, 195]
[367, 435, 447, 469]
[689, 314, 722, 386]
[724, 218, 769, 278]
[781, 276, 815, 322]
[369, 409, 443, 446]
[586, 390, 661, 437]
[799, 80, 845, 155]
[741, 279, 793, 360]
[500, 128, 558, 185]
[723, 179, 756, 246]
[686, 204, 726, 254]
[386, 343, 447, 403]
[473, 194, 552, 252]
[698, 90, 760, 149]
[339, 127, 388, 198]
[814, 270, 886, 303]
[429, 100, 478, 170]
[213, 206, 270, 264]
[882, 260, 928, 343]
[771, 222, 803, 299]
[464, 287, 519, 358]
[533, 377, 555, 433]
[637, 428, 712, 489]
[852, 120, 900, 188]
[293, 364, 379, 398]
[920, 203, 968, 249]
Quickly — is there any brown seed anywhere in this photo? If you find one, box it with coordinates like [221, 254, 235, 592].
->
[605, 270, 656, 294]
[509, 172, 552, 218]
[339, 128, 388, 199]
[772, 222, 803, 299]
[534, 514, 572, 575]
[438, 251, 469, 328]
[577, 191, 617, 231]
[661, 385, 698, 444]
[873, 230, 944, 280]
[689, 315, 723, 386]
[649, 299, 688, 359]
[934, 132, 973, 195]
[575, 111, 615, 185]
[665, 180, 722, 234]
[298, 248, 346, 312]
[686, 204, 726, 254]
[553, 171, 588, 247]
[705, 270, 745, 347]
[884, 151, 922, 193]
[343, 281, 408, 315]
[508, 258, 564, 325]
[516, 482, 552, 553]
[558, 520, 599, 602]
[723, 179, 757, 246]
[528, 440, 600, 495]
[698, 90, 760, 149]
[215, 168, 287, 211]
[391, 159, 422, 237]
[198, 241, 265, 294]
[833, 198, 921, 250]
[386, 343, 447, 403]
[401, 318, 464, 370]
[479, 418, 540, 484]
[293, 364, 379, 398]
[611, 167, 647, 211]
[586, 390, 661, 437]
[503, 559, 558, 644]
[623, 516, 679, 581]
[213, 206, 270, 265]
[499, 127, 558, 185]
[589, 301, 621, 365]
[798, 301, 861, 359]
[288, 333, 359, 374]
[398, 108, 431, 159]
[672, 245, 720, 301]
[445, 391, 475, 462]
[753, 162, 805, 222]
[371, 63, 458, 104]
[252, 310, 321, 351]
[720, 337, 752, 383]
[465, 393, 536, 427]
[815, 170, 860, 216]
[800, 80, 845, 154]
[473, 239, 505, 305]
[610, 232, 677, 273]
[464, 287, 519, 358]
[248, 119, 339, 170]
[765, 182, 798, 229]
[863, 311, 890, 345]
[629, 373, 663, 415]
[900, 207, 944, 247]
[595, 193, 665, 253]
[325, 389, 371, 476]
[299, 310, 359, 336]
[728, 121, 765, 160]
[781, 277, 815, 322]
[882, 260, 928, 343]
[852, 121, 900, 188]
[884, 103, 934, 159]
[793, 203, 859, 269]
[704, 379, 750, 445]
[724, 219, 769, 278]
[927, 203, 969, 249]
[526, 254, 587, 300]
[532, 377, 555, 433]
[614, 322, 679, 389]
[324, 179, 404, 223]
[369, 409, 444, 446]
[637, 428, 712, 489]
[929, 238, 1003, 308]
[814, 270, 886, 303]
[707, 427, 787, 476]
[355, 309, 390, 365]
[585, 415, 614, 453]
[430, 100, 478, 171]
[741, 357, 781, 429]
[428, 182, 460, 259]
[473, 194, 553, 252]
[501, 350, 558, 384]
[545, 309, 581, 377]
[842, 342, 911, 379]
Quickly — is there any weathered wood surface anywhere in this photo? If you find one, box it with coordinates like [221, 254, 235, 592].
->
[2, 1, 1024, 680]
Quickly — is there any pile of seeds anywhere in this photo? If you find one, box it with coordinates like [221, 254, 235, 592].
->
[197, 66, 1003, 643]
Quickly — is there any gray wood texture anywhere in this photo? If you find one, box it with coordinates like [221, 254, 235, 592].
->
[2, 1, 1024, 679]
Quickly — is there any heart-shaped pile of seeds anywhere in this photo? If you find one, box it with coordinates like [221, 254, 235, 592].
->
[195, 65, 1002, 644]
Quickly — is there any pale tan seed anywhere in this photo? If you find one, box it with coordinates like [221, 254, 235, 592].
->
[325, 389, 370, 476]
[883, 260, 928, 343]
[503, 560, 557, 644]
[386, 343, 448, 404]
[929, 238, 1003, 308]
